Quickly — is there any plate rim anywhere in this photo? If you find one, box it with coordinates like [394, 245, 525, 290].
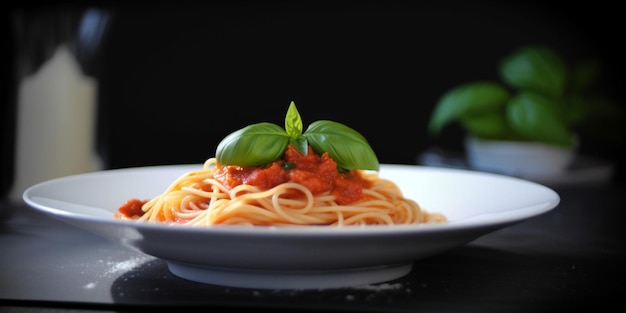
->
[23, 163, 560, 236]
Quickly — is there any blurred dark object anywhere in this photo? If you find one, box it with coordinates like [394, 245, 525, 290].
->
[2, 4, 110, 200]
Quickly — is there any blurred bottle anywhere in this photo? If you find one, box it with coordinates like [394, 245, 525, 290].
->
[4, 6, 110, 202]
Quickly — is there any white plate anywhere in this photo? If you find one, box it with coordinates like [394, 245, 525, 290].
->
[23, 164, 559, 289]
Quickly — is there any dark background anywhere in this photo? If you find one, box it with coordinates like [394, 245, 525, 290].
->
[3, 0, 625, 197]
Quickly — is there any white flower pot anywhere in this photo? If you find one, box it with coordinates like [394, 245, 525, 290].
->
[465, 136, 576, 178]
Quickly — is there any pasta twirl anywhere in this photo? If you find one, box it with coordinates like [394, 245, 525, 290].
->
[116, 154, 446, 227]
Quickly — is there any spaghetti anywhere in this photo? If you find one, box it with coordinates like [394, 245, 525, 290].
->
[116, 145, 447, 227]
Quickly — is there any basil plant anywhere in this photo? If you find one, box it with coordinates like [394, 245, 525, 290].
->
[428, 45, 605, 148]
[216, 101, 379, 171]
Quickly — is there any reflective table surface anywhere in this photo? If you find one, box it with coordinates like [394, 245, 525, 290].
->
[2, 183, 625, 312]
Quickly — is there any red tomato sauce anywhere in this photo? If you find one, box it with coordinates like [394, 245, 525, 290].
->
[214, 145, 372, 204]
[117, 145, 373, 218]
[116, 198, 148, 218]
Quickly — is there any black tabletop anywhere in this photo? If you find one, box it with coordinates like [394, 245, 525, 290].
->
[2, 183, 625, 312]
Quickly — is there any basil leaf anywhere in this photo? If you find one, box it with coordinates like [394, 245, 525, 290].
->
[304, 120, 379, 171]
[460, 111, 514, 139]
[285, 101, 303, 139]
[284, 100, 308, 155]
[507, 92, 573, 147]
[428, 81, 510, 135]
[216, 122, 289, 166]
[215, 102, 380, 171]
[499, 45, 566, 98]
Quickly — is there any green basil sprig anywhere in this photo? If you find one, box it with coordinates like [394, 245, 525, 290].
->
[427, 45, 599, 148]
[216, 101, 379, 171]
